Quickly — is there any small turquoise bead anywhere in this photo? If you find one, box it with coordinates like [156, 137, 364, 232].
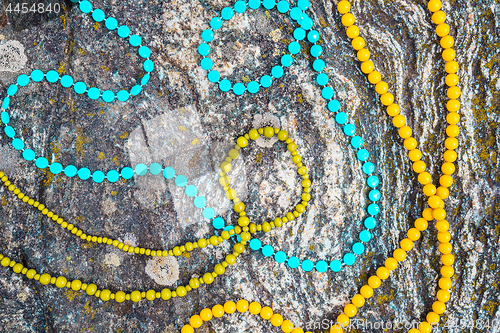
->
[163, 167, 175, 179]
[281, 54, 293, 67]
[248, 0, 260, 9]
[141, 74, 150, 85]
[250, 239, 262, 250]
[194, 196, 207, 208]
[212, 217, 225, 229]
[316, 260, 328, 273]
[289, 7, 302, 21]
[200, 58, 213, 70]
[350, 136, 364, 148]
[210, 17, 222, 30]
[64, 165, 78, 177]
[138, 46, 151, 58]
[131, 85, 142, 96]
[312, 59, 325, 71]
[17, 74, 30, 86]
[234, 1, 247, 13]
[121, 167, 134, 179]
[117, 25, 130, 38]
[247, 81, 259, 94]
[262, 0, 275, 9]
[92, 171, 105, 183]
[330, 260, 342, 272]
[92, 9, 105, 22]
[106, 170, 119, 182]
[49, 163, 63, 174]
[144, 60, 154, 72]
[198, 43, 211, 56]
[30, 69, 44, 82]
[367, 175, 380, 188]
[60, 75, 74, 88]
[274, 251, 287, 263]
[321, 86, 334, 100]
[288, 41, 301, 54]
[301, 260, 314, 272]
[369, 189, 381, 202]
[307, 30, 319, 43]
[78, 169, 92, 181]
[129, 35, 142, 47]
[300, 17, 313, 30]
[293, 28, 306, 40]
[22, 149, 36, 161]
[207, 70, 220, 83]
[1, 98, 9, 110]
[135, 163, 148, 176]
[74, 82, 87, 94]
[79, 0, 92, 13]
[203, 207, 215, 219]
[185, 185, 198, 197]
[1, 111, 9, 124]
[363, 162, 375, 174]
[271, 66, 284, 78]
[87, 87, 100, 100]
[277, 1, 289, 13]
[343, 253, 356, 266]
[343, 123, 356, 136]
[117, 90, 130, 102]
[7, 85, 18, 96]
[352, 242, 365, 255]
[316, 73, 329, 86]
[297, 0, 309, 10]
[102, 90, 115, 103]
[310, 45, 323, 57]
[202, 29, 214, 42]
[219, 79, 231, 92]
[357, 149, 369, 161]
[359, 230, 372, 242]
[35, 157, 49, 169]
[288, 256, 300, 268]
[233, 83, 245, 95]
[335, 112, 348, 125]
[328, 100, 340, 112]
[46, 71, 59, 83]
[367, 203, 380, 215]
[4, 126, 15, 138]
[260, 75, 272, 88]
[12, 139, 24, 150]
[105, 17, 118, 30]
[221, 7, 234, 20]
[149, 163, 162, 175]
[175, 175, 187, 187]
[364, 217, 377, 229]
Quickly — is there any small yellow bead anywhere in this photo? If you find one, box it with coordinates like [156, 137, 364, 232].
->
[441, 162, 456, 175]
[408, 149, 423, 162]
[337, 0, 351, 14]
[237, 299, 249, 312]
[351, 37, 365, 50]
[380, 93, 394, 106]
[368, 276, 381, 288]
[346, 25, 359, 39]
[341, 13, 355, 27]
[392, 114, 406, 128]
[351, 294, 365, 308]
[441, 265, 454, 278]
[445, 137, 459, 150]
[357, 48, 370, 62]
[422, 183, 437, 197]
[437, 186, 450, 199]
[432, 301, 446, 314]
[385, 257, 398, 270]
[446, 112, 460, 125]
[386, 104, 400, 117]
[441, 253, 455, 266]
[414, 217, 429, 231]
[426, 312, 440, 325]
[445, 60, 459, 74]
[441, 35, 455, 50]
[375, 81, 388, 95]
[442, 48, 456, 62]
[432, 10, 446, 24]
[360, 60, 374, 74]
[248, 302, 262, 315]
[344, 304, 357, 317]
[407, 228, 421, 241]
[435, 23, 450, 37]
[398, 125, 412, 139]
[428, 0, 442, 12]
[433, 208, 447, 221]
[376, 266, 390, 280]
[360, 285, 373, 298]
[368, 70, 381, 84]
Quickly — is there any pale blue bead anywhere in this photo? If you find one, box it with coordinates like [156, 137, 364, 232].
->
[328, 100, 340, 112]
[277, 1, 289, 13]
[343, 253, 356, 265]
[364, 217, 377, 229]
[79, 0, 92, 13]
[219, 79, 231, 92]
[233, 83, 245, 95]
[35, 157, 49, 169]
[185, 185, 198, 197]
[343, 123, 356, 136]
[301, 260, 314, 272]
[221, 7, 234, 20]
[212, 217, 225, 229]
[194, 196, 206, 208]
[102, 90, 115, 102]
[247, 81, 259, 94]
[17, 74, 30, 86]
[288, 41, 300, 54]
[4, 126, 15, 137]
[249, 0, 260, 9]
[60, 75, 74, 88]
[210, 17, 222, 30]
[350, 136, 363, 148]
[202, 29, 214, 42]
[106, 170, 119, 182]
[321, 86, 334, 99]
[281, 54, 293, 67]
[105, 17, 118, 30]
[288, 256, 300, 268]
[130, 85, 142, 96]
[271, 66, 283, 78]
[234, 1, 247, 13]
[64, 165, 78, 177]
[22, 149, 36, 161]
[369, 189, 381, 202]
[300, 17, 313, 30]
[31, 69, 44, 82]
[198, 43, 211, 56]
[263, 0, 275, 9]
[141, 74, 150, 85]
[92, 9, 105, 22]
[275, 251, 287, 263]
[117, 25, 130, 38]
[367, 203, 380, 215]
[293, 28, 306, 40]
[289, 7, 302, 20]
[92, 171, 105, 183]
[310, 45, 323, 57]
[207, 70, 220, 83]
[316, 73, 328, 86]
[359, 230, 372, 242]
[316, 260, 328, 273]
[74, 82, 87, 94]
[363, 162, 375, 174]
[175, 175, 187, 187]
[367, 175, 380, 188]
[260, 75, 272, 88]
[138, 46, 151, 58]
[357, 149, 369, 161]
[149, 163, 162, 175]
[203, 207, 215, 219]
[297, 0, 309, 10]
[330, 260, 342, 272]
[117, 90, 130, 102]
[135, 163, 148, 176]
[7, 85, 18, 96]
[352, 242, 365, 255]
[1, 111, 10, 124]
[49, 163, 63, 174]
[163, 167, 175, 179]
[1, 98, 9, 110]
[46, 70, 59, 83]
[144, 60, 154, 72]
[129, 35, 142, 47]
[87, 87, 100, 100]
[250, 239, 262, 250]
[262, 245, 274, 257]
[200, 58, 213, 70]
[335, 112, 348, 125]
[307, 30, 319, 43]
[12, 139, 24, 150]
[312, 59, 325, 71]
[121, 167, 134, 179]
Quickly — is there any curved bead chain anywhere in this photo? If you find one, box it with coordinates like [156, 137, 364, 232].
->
[327, 1, 460, 332]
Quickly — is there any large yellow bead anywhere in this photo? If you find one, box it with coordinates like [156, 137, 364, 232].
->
[277, 130, 289, 141]
[385, 257, 398, 270]
[437, 289, 451, 302]
[341, 13, 355, 27]
[225, 254, 237, 265]
[393, 248, 407, 262]
[236, 136, 248, 148]
[39, 273, 51, 285]
[351, 37, 365, 50]
[441, 35, 455, 49]
[228, 149, 239, 159]
[386, 103, 400, 117]
[146, 290, 156, 301]
[237, 299, 249, 312]
[445, 137, 458, 150]
[203, 272, 214, 284]
[428, 0, 442, 12]
[432, 301, 446, 314]
[436, 220, 450, 232]
[130, 290, 142, 302]
[428, 195, 442, 209]
[433, 208, 447, 220]
[447, 86, 461, 99]
[337, 0, 351, 14]
[161, 288, 172, 300]
[86, 284, 98, 296]
[359, 285, 373, 298]
[190, 315, 203, 328]
[212, 304, 225, 318]
[437, 186, 450, 199]
[224, 301, 237, 313]
[442, 48, 456, 62]
[259, 305, 272, 319]
[435, 23, 450, 37]
[426, 312, 440, 325]
[12, 263, 23, 274]
[407, 228, 421, 241]
[417, 172, 432, 185]
[376, 267, 390, 280]
[25, 269, 36, 279]
[432, 10, 446, 24]
[441, 162, 456, 175]
[360, 61, 374, 74]
[55, 276, 67, 288]
[441, 265, 455, 278]
[445, 60, 459, 74]
[264, 126, 274, 138]
[415, 218, 429, 231]
[352, 294, 365, 308]
[440, 174, 454, 187]
[392, 114, 406, 128]
[357, 48, 370, 61]
[249, 129, 260, 140]
[439, 277, 452, 290]
[233, 202, 245, 212]
[381, 93, 394, 106]
[100, 289, 112, 301]
[344, 304, 357, 317]
[368, 71, 381, 84]
[422, 183, 436, 196]
[337, 313, 350, 326]
[200, 308, 213, 321]
[281, 320, 294, 332]
[0, 257, 11, 267]
[368, 275, 381, 288]
[214, 263, 225, 275]
[270, 313, 283, 326]
[446, 112, 460, 125]
[398, 126, 412, 139]
[375, 81, 388, 94]
[181, 325, 194, 333]
[346, 25, 360, 39]
[115, 291, 126, 303]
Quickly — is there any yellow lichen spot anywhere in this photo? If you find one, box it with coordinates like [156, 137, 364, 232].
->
[309, 245, 315, 250]
[84, 300, 96, 319]
[112, 157, 120, 166]
[265, 10, 270, 18]
[192, 138, 200, 146]
[81, 242, 94, 249]
[93, 22, 100, 30]
[178, 125, 187, 132]
[64, 289, 82, 302]
[318, 16, 329, 28]
[57, 62, 66, 75]
[1, 196, 7, 206]
[125, 53, 130, 58]
[179, 107, 186, 114]
[101, 65, 109, 72]
[66, 256, 73, 264]
[78, 48, 86, 55]
[59, 14, 66, 30]
[97, 152, 105, 160]
[262, 54, 266, 58]
[49, 99, 56, 105]
[256, 152, 263, 164]
[119, 132, 129, 139]
[242, 75, 251, 82]
[75, 127, 90, 158]
[297, 93, 303, 103]
[182, 252, 190, 258]
[111, 191, 118, 196]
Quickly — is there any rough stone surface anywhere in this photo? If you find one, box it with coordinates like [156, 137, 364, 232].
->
[0, 0, 499, 332]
